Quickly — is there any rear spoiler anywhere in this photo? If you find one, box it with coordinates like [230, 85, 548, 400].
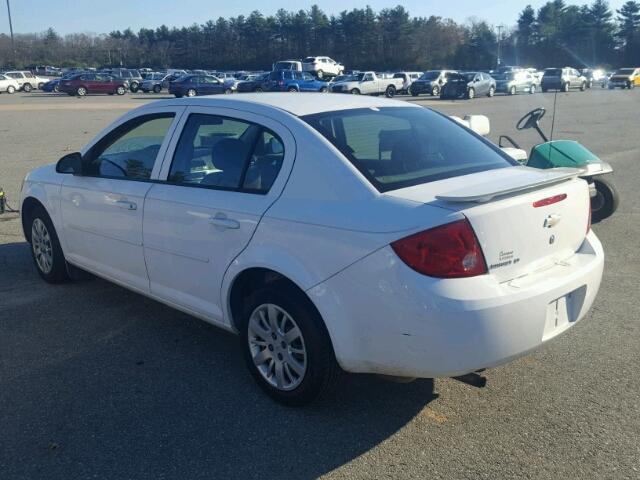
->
[436, 167, 582, 203]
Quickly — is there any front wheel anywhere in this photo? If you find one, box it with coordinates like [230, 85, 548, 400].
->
[563, 82, 570, 92]
[431, 85, 440, 96]
[129, 82, 139, 93]
[580, 82, 586, 91]
[23, 83, 32, 92]
[255, 87, 263, 93]
[116, 86, 126, 95]
[186, 88, 197, 97]
[28, 206, 70, 284]
[629, 81, 635, 90]
[240, 284, 340, 406]
[153, 84, 161, 93]
[316, 70, 324, 79]
[7, 85, 15, 94]
[319, 86, 328, 93]
[467, 87, 475, 99]
[287, 87, 298, 92]
[509, 85, 516, 95]
[76, 86, 87, 96]
[410, 87, 419, 97]
[488, 86, 495, 97]
[530, 84, 536, 94]
[385, 85, 396, 98]
[350, 88, 360, 95]
[224, 88, 232, 94]
[591, 177, 619, 222]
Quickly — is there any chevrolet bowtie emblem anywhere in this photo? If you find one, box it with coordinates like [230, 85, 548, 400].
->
[544, 213, 562, 228]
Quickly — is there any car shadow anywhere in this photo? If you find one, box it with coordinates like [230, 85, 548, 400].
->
[0, 241, 436, 480]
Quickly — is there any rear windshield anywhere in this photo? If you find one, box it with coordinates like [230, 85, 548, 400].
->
[302, 107, 515, 193]
[420, 71, 440, 80]
[302, 57, 315, 63]
[545, 69, 561, 76]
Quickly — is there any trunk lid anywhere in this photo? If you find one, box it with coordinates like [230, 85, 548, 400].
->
[385, 167, 590, 282]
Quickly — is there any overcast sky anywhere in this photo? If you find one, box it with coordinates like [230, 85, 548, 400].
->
[0, 0, 628, 35]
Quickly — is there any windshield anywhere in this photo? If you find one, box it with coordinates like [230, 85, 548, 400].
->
[462, 73, 476, 81]
[419, 71, 440, 80]
[545, 69, 562, 76]
[616, 68, 634, 74]
[302, 107, 514, 193]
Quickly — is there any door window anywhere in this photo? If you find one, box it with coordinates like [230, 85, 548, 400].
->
[302, 72, 314, 81]
[168, 114, 284, 193]
[84, 114, 175, 180]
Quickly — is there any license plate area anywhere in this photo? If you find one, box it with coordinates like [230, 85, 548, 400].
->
[543, 285, 587, 341]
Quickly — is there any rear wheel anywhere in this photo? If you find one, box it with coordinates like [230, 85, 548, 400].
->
[240, 284, 340, 406]
[591, 178, 619, 222]
[350, 88, 360, 95]
[488, 86, 495, 97]
[287, 87, 298, 92]
[186, 88, 197, 97]
[319, 86, 328, 93]
[27, 206, 70, 284]
[562, 82, 570, 92]
[628, 81, 635, 90]
[530, 84, 536, 94]
[224, 88, 232, 94]
[116, 86, 126, 95]
[38, 82, 45, 89]
[153, 84, 161, 93]
[431, 85, 440, 96]
[76, 86, 87, 96]
[410, 87, 419, 97]
[385, 85, 396, 98]
[255, 86, 263, 93]
[580, 82, 586, 91]
[509, 85, 516, 95]
[23, 83, 32, 92]
[129, 82, 139, 93]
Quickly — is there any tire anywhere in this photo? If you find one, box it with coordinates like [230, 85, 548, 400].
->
[186, 88, 197, 97]
[224, 88, 232, 94]
[174, 93, 183, 98]
[509, 85, 516, 95]
[153, 84, 161, 93]
[580, 82, 586, 91]
[488, 86, 495, 97]
[27, 206, 70, 284]
[255, 87, 263, 93]
[431, 85, 440, 96]
[239, 283, 341, 406]
[466, 87, 475, 99]
[53, 85, 59, 93]
[38, 82, 45, 89]
[23, 83, 32, 92]
[316, 70, 324, 79]
[410, 87, 419, 97]
[350, 88, 360, 95]
[76, 86, 87, 96]
[385, 85, 396, 98]
[287, 87, 298, 92]
[129, 82, 139, 93]
[629, 81, 635, 90]
[116, 86, 126, 95]
[562, 82, 570, 92]
[591, 177, 619, 222]
[319, 86, 328, 93]
[7, 85, 15, 94]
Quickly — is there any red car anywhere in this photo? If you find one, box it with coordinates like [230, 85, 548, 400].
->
[59, 73, 128, 96]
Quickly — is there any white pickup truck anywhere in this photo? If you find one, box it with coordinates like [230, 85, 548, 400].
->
[330, 71, 404, 97]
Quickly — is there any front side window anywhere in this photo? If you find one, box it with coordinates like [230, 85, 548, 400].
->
[302, 107, 515, 193]
[168, 114, 284, 193]
[84, 114, 175, 180]
[302, 72, 314, 81]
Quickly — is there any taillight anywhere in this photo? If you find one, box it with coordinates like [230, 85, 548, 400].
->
[391, 219, 487, 278]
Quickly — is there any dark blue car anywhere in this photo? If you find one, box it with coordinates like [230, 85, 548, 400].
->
[169, 75, 234, 97]
[265, 70, 329, 92]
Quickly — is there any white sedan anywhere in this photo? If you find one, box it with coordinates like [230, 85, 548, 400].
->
[0, 73, 20, 94]
[20, 94, 604, 405]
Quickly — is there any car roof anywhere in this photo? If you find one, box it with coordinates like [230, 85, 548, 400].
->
[139, 93, 417, 117]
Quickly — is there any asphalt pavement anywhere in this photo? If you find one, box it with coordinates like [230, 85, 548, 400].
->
[0, 89, 638, 479]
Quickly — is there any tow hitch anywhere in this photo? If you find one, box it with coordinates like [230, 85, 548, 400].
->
[452, 371, 487, 388]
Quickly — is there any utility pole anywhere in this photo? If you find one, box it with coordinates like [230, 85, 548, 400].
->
[5, 0, 16, 65]
[496, 24, 504, 69]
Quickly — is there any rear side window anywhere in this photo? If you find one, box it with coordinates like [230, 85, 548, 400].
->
[302, 107, 515, 193]
[168, 114, 284, 194]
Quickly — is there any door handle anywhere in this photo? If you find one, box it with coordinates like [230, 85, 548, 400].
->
[115, 200, 137, 211]
[209, 214, 240, 230]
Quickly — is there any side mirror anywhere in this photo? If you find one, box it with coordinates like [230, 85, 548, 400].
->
[56, 152, 83, 175]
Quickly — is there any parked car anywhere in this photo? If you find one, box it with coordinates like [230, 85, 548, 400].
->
[440, 72, 496, 99]
[169, 74, 235, 97]
[272, 60, 303, 72]
[0, 73, 20, 94]
[607, 68, 640, 89]
[580, 68, 606, 88]
[140, 73, 169, 93]
[105, 68, 143, 92]
[494, 70, 538, 95]
[392, 72, 422, 94]
[41, 78, 62, 93]
[264, 70, 329, 92]
[541, 68, 587, 92]
[409, 70, 456, 96]
[330, 71, 403, 97]
[236, 73, 270, 92]
[3, 71, 49, 92]
[21, 93, 603, 405]
[302, 56, 344, 79]
[58, 73, 128, 96]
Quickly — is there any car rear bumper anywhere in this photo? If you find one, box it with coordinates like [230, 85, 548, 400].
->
[308, 231, 604, 378]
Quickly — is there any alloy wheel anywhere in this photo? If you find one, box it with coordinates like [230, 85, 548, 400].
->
[31, 219, 53, 274]
[247, 303, 308, 391]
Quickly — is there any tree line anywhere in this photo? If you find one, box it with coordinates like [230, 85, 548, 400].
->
[1, 1, 639, 71]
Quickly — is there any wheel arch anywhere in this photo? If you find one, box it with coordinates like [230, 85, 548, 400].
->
[21, 196, 47, 242]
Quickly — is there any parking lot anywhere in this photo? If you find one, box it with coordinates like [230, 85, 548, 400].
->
[1, 89, 639, 479]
